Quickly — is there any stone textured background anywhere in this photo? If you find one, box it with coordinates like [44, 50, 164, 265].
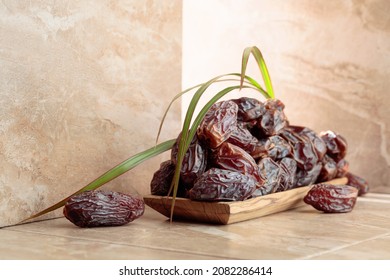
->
[0, 0, 182, 227]
[183, 0, 390, 193]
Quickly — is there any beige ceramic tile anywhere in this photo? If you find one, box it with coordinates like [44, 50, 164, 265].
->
[0, 228, 222, 260]
[4, 198, 390, 260]
[307, 234, 390, 260]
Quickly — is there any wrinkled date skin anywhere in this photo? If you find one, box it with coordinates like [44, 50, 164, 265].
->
[63, 190, 145, 227]
[189, 168, 256, 201]
[197, 100, 238, 149]
[171, 132, 207, 188]
[295, 163, 322, 187]
[316, 154, 337, 183]
[277, 157, 297, 192]
[226, 123, 266, 159]
[289, 126, 327, 160]
[150, 160, 176, 196]
[345, 172, 369, 196]
[320, 130, 348, 162]
[256, 99, 288, 137]
[253, 157, 280, 196]
[232, 97, 265, 122]
[264, 135, 291, 160]
[304, 184, 358, 213]
[212, 142, 263, 186]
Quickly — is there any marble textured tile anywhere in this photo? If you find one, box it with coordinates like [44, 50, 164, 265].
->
[4, 200, 390, 260]
[0, 229, 221, 260]
[183, 0, 390, 193]
[0, 1, 182, 226]
[308, 234, 390, 260]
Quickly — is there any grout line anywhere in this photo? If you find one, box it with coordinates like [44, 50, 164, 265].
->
[298, 231, 390, 260]
[2, 227, 241, 260]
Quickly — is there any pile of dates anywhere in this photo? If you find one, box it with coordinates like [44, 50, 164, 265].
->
[151, 98, 369, 211]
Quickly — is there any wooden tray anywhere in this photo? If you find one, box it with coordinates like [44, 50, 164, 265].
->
[143, 177, 348, 225]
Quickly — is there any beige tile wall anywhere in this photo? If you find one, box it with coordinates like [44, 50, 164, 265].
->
[0, 0, 182, 227]
[183, 0, 390, 193]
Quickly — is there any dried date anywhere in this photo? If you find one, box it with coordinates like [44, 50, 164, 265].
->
[189, 168, 256, 201]
[345, 172, 369, 196]
[63, 190, 145, 227]
[150, 160, 176, 196]
[232, 97, 265, 121]
[212, 142, 263, 186]
[226, 122, 267, 159]
[336, 159, 349, 178]
[171, 132, 207, 188]
[303, 184, 358, 213]
[316, 154, 337, 183]
[288, 126, 327, 160]
[252, 157, 280, 196]
[264, 135, 292, 160]
[295, 163, 322, 187]
[320, 130, 348, 162]
[197, 100, 238, 148]
[256, 99, 288, 136]
[276, 157, 297, 192]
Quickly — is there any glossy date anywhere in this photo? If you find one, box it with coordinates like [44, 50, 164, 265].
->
[63, 190, 145, 227]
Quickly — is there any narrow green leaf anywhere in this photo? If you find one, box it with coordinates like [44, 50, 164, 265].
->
[155, 83, 203, 145]
[240, 46, 275, 98]
[20, 138, 176, 223]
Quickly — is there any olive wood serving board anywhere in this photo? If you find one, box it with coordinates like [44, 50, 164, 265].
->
[143, 177, 348, 225]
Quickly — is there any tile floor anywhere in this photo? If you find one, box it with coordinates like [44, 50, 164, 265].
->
[1, 193, 390, 260]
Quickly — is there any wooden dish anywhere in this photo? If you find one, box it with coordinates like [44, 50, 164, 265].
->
[143, 177, 348, 225]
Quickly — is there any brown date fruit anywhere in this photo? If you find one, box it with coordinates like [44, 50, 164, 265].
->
[280, 128, 319, 171]
[256, 98, 288, 137]
[252, 157, 280, 196]
[345, 172, 369, 196]
[212, 142, 263, 186]
[150, 160, 176, 196]
[232, 97, 265, 121]
[197, 100, 238, 148]
[304, 184, 358, 213]
[288, 126, 327, 161]
[226, 122, 267, 159]
[316, 154, 337, 183]
[276, 157, 297, 192]
[63, 190, 145, 227]
[171, 132, 207, 188]
[336, 159, 349, 178]
[292, 141, 319, 171]
[189, 168, 256, 201]
[295, 163, 322, 187]
[264, 135, 292, 160]
[320, 130, 348, 162]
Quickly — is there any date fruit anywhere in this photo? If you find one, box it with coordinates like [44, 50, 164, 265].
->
[189, 168, 256, 201]
[150, 160, 176, 196]
[63, 190, 145, 227]
[212, 142, 263, 186]
[171, 132, 207, 188]
[345, 172, 369, 196]
[303, 184, 358, 213]
[320, 130, 348, 162]
[197, 100, 238, 148]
